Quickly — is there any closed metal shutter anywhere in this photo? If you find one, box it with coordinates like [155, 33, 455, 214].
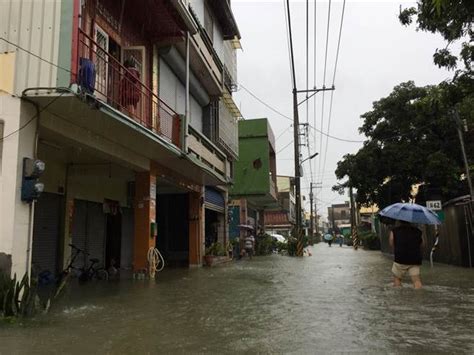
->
[71, 200, 106, 269]
[71, 200, 87, 269]
[86, 202, 105, 267]
[32, 193, 62, 274]
[120, 207, 134, 270]
[205, 187, 225, 213]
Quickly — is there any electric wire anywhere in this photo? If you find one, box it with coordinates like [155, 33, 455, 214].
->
[0, 37, 73, 74]
[277, 140, 293, 154]
[321, 0, 347, 184]
[238, 83, 364, 143]
[0, 93, 66, 142]
[305, 0, 314, 189]
[317, 0, 332, 184]
[283, 0, 293, 85]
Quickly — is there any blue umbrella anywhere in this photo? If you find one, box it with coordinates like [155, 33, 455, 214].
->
[379, 202, 441, 225]
[324, 234, 333, 241]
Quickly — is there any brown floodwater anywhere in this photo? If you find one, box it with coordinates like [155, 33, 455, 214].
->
[1, 245, 473, 354]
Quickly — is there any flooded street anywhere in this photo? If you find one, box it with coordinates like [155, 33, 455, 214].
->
[1, 246, 474, 354]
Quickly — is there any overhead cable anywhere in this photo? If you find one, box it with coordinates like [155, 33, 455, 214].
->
[321, 0, 347, 181]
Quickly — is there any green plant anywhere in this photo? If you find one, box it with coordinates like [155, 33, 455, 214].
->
[205, 242, 226, 256]
[255, 233, 276, 256]
[359, 230, 381, 250]
[1, 272, 42, 320]
[287, 236, 298, 256]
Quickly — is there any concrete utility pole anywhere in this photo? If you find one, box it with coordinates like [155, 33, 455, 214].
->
[286, 0, 334, 256]
[349, 185, 359, 250]
[309, 183, 314, 240]
[453, 108, 473, 201]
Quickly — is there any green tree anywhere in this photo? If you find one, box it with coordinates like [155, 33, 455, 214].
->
[399, 0, 473, 71]
[333, 78, 473, 208]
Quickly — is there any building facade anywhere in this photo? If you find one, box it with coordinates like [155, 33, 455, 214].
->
[0, 0, 241, 278]
[229, 118, 278, 239]
[327, 201, 351, 233]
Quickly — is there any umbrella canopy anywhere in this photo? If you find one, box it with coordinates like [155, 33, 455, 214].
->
[378, 202, 441, 225]
[324, 234, 333, 241]
[237, 224, 254, 230]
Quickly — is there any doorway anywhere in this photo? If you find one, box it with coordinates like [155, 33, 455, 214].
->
[105, 211, 122, 269]
[156, 194, 189, 267]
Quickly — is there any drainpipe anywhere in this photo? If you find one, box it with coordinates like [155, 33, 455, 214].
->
[21, 97, 40, 280]
[183, 31, 190, 153]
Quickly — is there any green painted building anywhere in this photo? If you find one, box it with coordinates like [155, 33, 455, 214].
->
[229, 118, 279, 234]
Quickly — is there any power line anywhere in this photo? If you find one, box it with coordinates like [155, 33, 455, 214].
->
[0, 93, 65, 142]
[277, 140, 293, 154]
[321, 0, 347, 183]
[239, 83, 364, 143]
[239, 84, 293, 123]
[283, 0, 295, 88]
[313, 0, 318, 189]
[318, 0, 333, 183]
[0, 37, 72, 75]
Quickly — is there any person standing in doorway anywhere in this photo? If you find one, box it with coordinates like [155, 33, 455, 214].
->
[244, 230, 255, 259]
[389, 220, 425, 289]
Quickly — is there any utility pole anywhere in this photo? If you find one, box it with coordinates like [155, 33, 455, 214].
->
[309, 183, 314, 241]
[350, 185, 359, 250]
[286, 0, 335, 256]
[453, 108, 473, 201]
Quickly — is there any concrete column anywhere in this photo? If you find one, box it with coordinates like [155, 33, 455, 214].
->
[0, 96, 36, 278]
[189, 189, 203, 267]
[133, 169, 157, 271]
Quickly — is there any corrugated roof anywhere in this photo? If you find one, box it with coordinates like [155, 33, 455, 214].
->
[265, 211, 290, 226]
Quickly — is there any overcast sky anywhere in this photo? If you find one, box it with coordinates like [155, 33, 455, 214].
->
[231, 0, 455, 219]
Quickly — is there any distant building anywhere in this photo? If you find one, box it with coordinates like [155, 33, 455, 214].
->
[327, 201, 351, 232]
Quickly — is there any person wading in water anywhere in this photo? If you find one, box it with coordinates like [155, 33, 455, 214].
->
[389, 220, 425, 289]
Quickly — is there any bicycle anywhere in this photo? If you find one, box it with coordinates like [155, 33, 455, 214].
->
[54, 244, 108, 299]
[78, 257, 109, 282]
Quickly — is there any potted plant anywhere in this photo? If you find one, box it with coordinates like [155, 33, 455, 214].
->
[204, 242, 220, 266]
[204, 242, 230, 266]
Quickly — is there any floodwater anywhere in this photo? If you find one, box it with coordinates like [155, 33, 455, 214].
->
[1, 245, 474, 354]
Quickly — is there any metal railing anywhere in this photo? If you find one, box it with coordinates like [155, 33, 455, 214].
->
[73, 29, 181, 147]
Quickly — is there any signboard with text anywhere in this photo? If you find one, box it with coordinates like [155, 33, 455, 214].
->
[426, 200, 442, 211]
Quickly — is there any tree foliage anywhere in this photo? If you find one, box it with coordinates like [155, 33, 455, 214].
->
[399, 0, 473, 71]
[333, 76, 474, 208]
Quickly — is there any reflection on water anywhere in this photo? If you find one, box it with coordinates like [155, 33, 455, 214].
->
[1, 246, 473, 354]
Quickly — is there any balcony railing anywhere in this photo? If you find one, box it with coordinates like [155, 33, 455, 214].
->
[73, 29, 181, 147]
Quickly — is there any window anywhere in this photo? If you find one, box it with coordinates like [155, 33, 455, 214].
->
[204, 5, 214, 43]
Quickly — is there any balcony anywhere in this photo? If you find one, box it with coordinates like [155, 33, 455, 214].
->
[187, 126, 227, 179]
[73, 29, 181, 147]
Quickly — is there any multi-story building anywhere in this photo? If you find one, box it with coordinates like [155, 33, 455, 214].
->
[327, 201, 351, 232]
[229, 118, 278, 238]
[0, 0, 241, 278]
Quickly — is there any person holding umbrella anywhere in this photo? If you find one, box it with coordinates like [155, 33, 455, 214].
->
[389, 221, 425, 289]
[379, 202, 441, 289]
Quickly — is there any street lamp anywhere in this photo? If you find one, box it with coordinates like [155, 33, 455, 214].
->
[294, 152, 318, 256]
[300, 152, 319, 165]
[299, 152, 318, 177]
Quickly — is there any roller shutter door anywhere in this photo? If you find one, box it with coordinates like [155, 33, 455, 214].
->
[120, 208, 134, 270]
[71, 200, 106, 269]
[32, 193, 62, 274]
[205, 187, 225, 213]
